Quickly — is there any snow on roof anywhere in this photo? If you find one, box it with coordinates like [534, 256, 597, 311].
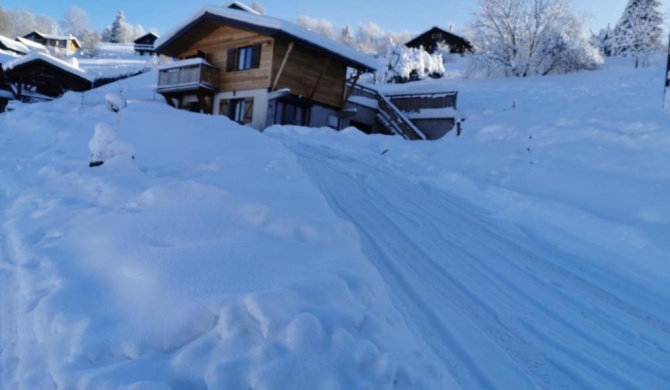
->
[2, 52, 92, 82]
[225, 1, 261, 14]
[0, 89, 14, 99]
[155, 5, 379, 71]
[15, 36, 49, 53]
[25, 31, 82, 47]
[157, 57, 212, 71]
[0, 49, 21, 65]
[0, 35, 30, 55]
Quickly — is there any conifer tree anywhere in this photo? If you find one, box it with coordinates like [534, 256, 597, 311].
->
[612, 0, 664, 67]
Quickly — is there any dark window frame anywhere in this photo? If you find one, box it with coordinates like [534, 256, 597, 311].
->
[226, 44, 262, 72]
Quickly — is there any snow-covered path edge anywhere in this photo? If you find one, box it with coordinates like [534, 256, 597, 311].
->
[279, 136, 670, 390]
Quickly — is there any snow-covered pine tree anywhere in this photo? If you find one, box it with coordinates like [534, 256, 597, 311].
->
[591, 25, 614, 56]
[612, 0, 664, 68]
[384, 45, 445, 83]
[110, 10, 132, 43]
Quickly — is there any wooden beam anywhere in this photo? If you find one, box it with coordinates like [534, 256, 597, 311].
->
[341, 69, 362, 110]
[196, 92, 213, 115]
[272, 42, 294, 91]
[162, 94, 176, 108]
[309, 57, 331, 101]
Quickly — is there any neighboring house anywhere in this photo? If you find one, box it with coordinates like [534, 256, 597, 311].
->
[406, 26, 473, 54]
[154, 5, 377, 130]
[22, 31, 81, 55]
[0, 35, 30, 56]
[16, 36, 49, 54]
[1, 53, 92, 101]
[134, 32, 159, 56]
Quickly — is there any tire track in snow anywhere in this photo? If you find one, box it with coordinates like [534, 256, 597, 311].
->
[287, 140, 670, 390]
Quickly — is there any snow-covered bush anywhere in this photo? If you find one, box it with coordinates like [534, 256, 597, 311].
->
[384, 45, 445, 83]
[467, 0, 602, 78]
[89, 122, 134, 166]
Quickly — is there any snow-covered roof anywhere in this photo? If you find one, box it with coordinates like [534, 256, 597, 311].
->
[133, 32, 160, 44]
[0, 49, 21, 65]
[0, 89, 14, 99]
[24, 31, 81, 48]
[157, 57, 212, 71]
[0, 35, 30, 55]
[155, 6, 379, 71]
[15, 37, 49, 53]
[225, 1, 261, 14]
[2, 52, 92, 82]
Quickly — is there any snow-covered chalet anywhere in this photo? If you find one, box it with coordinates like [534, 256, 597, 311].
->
[155, 2, 460, 140]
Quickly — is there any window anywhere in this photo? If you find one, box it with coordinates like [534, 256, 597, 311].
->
[226, 44, 262, 72]
[219, 98, 254, 124]
[431, 33, 443, 40]
[274, 100, 310, 126]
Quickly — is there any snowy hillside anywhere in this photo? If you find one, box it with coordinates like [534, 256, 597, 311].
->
[1, 56, 670, 390]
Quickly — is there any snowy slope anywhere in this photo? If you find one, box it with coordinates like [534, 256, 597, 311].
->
[1, 56, 670, 390]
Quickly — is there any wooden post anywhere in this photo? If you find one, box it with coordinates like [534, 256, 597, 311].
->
[272, 42, 294, 91]
[196, 92, 213, 114]
[341, 69, 362, 110]
[162, 94, 176, 108]
[309, 58, 331, 101]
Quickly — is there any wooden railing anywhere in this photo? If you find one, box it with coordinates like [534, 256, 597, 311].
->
[389, 92, 458, 112]
[157, 63, 218, 93]
[348, 82, 426, 140]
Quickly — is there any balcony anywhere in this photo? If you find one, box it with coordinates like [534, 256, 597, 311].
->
[156, 58, 219, 94]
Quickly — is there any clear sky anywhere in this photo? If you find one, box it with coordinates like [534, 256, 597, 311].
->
[2, 0, 668, 36]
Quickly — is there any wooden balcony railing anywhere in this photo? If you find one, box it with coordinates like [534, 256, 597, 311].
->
[157, 60, 219, 93]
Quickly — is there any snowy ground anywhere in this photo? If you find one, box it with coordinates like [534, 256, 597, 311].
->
[1, 57, 670, 389]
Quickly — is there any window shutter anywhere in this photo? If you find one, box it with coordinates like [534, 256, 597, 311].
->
[251, 44, 262, 69]
[226, 48, 236, 72]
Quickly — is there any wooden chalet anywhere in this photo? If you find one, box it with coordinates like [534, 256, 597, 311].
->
[1, 53, 92, 102]
[134, 32, 159, 56]
[406, 27, 473, 54]
[153, 5, 377, 130]
[22, 31, 81, 55]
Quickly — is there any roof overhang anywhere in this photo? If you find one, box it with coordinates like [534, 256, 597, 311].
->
[155, 8, 378, 72]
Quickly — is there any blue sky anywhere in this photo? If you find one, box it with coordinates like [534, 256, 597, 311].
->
[2, 0, 667, 36]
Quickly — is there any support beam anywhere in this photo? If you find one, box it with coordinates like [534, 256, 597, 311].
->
[272, 42, 294, 91]
[196, 92, 213, 115]
[341, 69, 362, 110]
[309, 58, 331, 101]
[162, 94, 176, 108]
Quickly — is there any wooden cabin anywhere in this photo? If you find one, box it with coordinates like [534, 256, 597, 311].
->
[1, 53, 92, 101]
[134, 32, 159, 56]
[153, 5, 377, 130]
[22, 31, 81, 55]
[406, 27, 473, 54]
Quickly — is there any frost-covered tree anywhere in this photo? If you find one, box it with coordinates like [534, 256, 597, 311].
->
[468, 0, 602, 77]
[339, 25, 356, 47]
[356, 22, 385, 54]
[296, 15, 335, 39]
[251, 2, 266, 15]
[109, 11, 134, 43]
[61, 6, 89, 39]
[612, 0, 664, 68]
[80, 29, 101, 56]
[591, 25, 614, 56]
[385, 45, 445, 83]
[0, 8, 15, 37]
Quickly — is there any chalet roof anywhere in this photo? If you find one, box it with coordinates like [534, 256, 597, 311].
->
[133, 32, 160, 44]
[405, 26, 473, 51]
[2, 52, 92, 82]
[0, 35, 30, 55]
[15, 37, 49, 53]
[225, 1, 261, 14]
[155, 6, 379, 71]
[23, 31, 82, 48]
[0, 49, 21, 65]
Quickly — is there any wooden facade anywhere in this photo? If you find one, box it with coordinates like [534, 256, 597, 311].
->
[406, 27, 473, 54]
[154, 7, 376, 129]
[23, 32, 80, 54]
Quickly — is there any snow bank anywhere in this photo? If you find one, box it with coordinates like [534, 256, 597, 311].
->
[0, 71, 446, 389]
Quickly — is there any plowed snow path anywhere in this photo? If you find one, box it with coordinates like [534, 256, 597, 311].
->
[289, 141, 670, 390]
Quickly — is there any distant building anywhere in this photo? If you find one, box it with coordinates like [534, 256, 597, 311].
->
[22, 31, 81, 55]
[405, 27, 473, 54]
[134, 32, 160, 56]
